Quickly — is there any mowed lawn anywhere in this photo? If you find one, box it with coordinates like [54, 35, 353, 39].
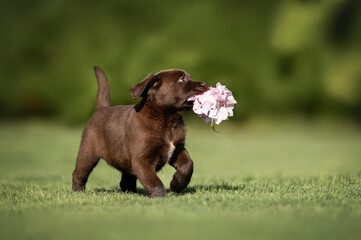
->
[0, 120, 361, 240]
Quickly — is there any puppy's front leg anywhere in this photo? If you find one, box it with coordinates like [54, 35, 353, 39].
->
[169, 148, 194, 193]
[132, 160, 167, 198]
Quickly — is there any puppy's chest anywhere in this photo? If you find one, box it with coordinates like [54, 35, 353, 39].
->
[165, 142, 176, 162]
[155, 126, 184, 168]
[154, 141, 176, 171]
[162, 128, 180, 160]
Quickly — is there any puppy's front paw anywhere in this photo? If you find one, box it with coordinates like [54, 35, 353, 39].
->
[149, 186, 167, 198]
[170, 180, 185, 194]
[170, 171, 191, 193]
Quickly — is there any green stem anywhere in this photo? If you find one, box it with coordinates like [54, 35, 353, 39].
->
[210, 119, 219, 133]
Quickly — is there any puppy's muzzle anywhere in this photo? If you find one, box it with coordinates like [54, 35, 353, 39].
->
[194, 81, 208, 95]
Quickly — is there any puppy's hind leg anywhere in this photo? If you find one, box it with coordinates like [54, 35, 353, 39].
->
[120, 173, 137, 193]
[72, 143, 99, 192]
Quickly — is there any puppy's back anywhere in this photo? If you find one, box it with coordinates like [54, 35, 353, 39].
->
[82, 105, 135, 163]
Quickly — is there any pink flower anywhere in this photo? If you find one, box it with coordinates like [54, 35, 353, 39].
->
[189, 83, 237, 126]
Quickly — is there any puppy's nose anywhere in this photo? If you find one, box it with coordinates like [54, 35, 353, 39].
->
[199, 82, 208, 88]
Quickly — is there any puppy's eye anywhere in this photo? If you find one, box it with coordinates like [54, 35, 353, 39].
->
[178, 77, 186, 83]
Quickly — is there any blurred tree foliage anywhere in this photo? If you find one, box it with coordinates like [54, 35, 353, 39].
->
[0, 0, 360, 123]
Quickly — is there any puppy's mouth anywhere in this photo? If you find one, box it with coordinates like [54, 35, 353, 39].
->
[181, 82, 208, 109]
[182, 98, 195, 107]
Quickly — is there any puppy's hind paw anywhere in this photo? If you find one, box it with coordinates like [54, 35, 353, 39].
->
[72, 185, 85, 192]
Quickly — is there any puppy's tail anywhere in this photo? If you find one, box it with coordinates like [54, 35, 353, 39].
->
[94, 66, 111, 111]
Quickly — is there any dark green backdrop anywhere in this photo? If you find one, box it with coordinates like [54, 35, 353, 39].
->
[1, 0, 360, 123]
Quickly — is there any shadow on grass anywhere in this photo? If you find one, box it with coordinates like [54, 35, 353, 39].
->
[94, 182, 246, 196]
[180, 182, 247, 195]
[93, 187, 148, 196]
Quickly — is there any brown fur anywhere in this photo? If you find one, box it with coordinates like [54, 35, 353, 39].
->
[72, 67, 208, 197]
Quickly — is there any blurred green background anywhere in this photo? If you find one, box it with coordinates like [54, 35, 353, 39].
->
[1, 1, 361, 240]
[1, 0, 360, 123]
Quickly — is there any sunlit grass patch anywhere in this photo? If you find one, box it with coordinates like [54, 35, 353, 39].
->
[0, 120, 361, 240]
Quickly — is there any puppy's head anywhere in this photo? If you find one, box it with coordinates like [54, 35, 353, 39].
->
[130, 69, 208, 111]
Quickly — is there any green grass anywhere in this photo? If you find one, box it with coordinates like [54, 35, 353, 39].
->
[1, 120, 361, 240]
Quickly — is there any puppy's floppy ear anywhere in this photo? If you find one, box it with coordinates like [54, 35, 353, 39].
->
[130, 74, 159, 99]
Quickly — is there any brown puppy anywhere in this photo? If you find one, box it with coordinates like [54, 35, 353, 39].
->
[72, 67, 208, 197]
